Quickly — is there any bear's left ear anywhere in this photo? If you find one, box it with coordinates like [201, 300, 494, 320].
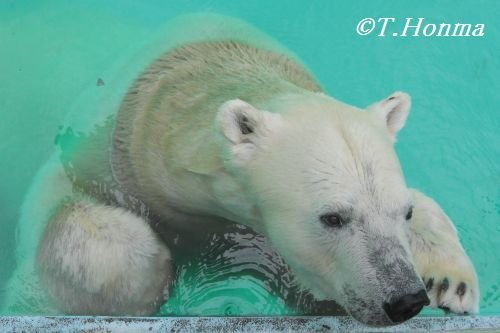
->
[216, 99, 283, 165]
[369, 91, 411, 142]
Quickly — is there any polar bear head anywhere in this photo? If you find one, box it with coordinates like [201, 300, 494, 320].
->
[217, 92, 428, 326]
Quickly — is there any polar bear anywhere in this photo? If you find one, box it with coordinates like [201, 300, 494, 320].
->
[2, 15, 479, 326]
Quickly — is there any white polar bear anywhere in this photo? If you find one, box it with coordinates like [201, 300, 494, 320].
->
[2, 15, 479, 326]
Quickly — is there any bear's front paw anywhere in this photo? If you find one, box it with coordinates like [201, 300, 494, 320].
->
[409, 190, 480, 315]
[420, 254, 479, 315]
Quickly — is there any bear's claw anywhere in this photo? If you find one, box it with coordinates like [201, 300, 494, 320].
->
[423, 272, 478, 314]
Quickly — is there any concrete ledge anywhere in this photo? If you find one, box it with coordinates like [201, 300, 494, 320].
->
[1, 316, 500, 333]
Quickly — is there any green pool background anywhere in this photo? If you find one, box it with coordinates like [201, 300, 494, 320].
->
[0, 0, 498, 316]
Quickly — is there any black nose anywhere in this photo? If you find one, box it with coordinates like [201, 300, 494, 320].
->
[383, 289, 430, 323]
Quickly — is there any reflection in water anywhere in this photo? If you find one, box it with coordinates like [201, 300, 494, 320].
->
[160, 226, 291, 315]
[158, 224, 345, 316]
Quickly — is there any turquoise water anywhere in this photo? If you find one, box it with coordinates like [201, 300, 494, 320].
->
[0, 0, 498, 317]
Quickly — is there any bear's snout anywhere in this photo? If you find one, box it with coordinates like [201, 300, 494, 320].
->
[383, 289, 430, 323]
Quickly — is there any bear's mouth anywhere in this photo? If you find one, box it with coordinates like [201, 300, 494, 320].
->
[341, 286, 397, 327]
[342, 285, 429, 326]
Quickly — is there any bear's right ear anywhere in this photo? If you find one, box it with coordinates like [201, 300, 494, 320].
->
[216, 99, 282, 165]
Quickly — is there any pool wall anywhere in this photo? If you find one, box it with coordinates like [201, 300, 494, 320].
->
[1, 316, 500, 333]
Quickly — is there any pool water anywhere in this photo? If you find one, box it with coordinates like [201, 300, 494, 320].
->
[0, 0, 498, 317]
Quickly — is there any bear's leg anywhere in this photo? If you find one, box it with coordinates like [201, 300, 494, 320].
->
[407, 189, 479, 314]
[37, 195, 173, 315]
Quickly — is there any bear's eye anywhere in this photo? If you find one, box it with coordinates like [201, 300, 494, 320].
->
[320, 213, 345, 228]
[405, 207, 413, 221]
